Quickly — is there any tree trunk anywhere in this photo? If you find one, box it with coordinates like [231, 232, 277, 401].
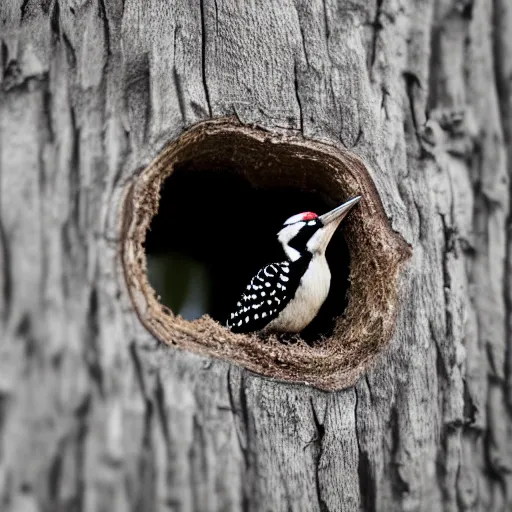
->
[1, 0, 512, 511]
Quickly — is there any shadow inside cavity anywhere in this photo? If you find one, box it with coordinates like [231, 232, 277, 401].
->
[145, 163, 351, 342]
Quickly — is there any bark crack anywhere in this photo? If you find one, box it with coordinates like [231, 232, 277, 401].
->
[297, 20, 309, 67]
[172, 27, 186, 123]
[199, 0, 212, 117]
[355, 382, 376, 512]
[403, 71, 422, 142]
[0, 391, 10, 458]
[226, 368, 254, 510]
[439, 212, 456, 340]
[310, 398, 329, 512]
[293, 62, 304, 133]
[0, 217, 11, 322]
[98, 0, 112, 58]
[50, 0, 60, 38]
[173, 65, 186, 123]
[380, 85, 390, 121]
[129, 341, 150, 402]
[85, 287, 105, 398]
[492, 0, 512, 409]
[154, 372, 172, 452]
[369, 0, 384, 69]
[389, 406, 410, 496]
[226, 366, 249, 466]
[322, 0, 330, 40]
[62, 32, 77, 68]
[352, 126, 363, 148]
[73, 392, 91, 512]
[213, 0, 219, 35]
[20, 0, 30, 20]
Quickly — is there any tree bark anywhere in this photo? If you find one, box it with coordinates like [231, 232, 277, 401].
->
[1, 0, 512, 511]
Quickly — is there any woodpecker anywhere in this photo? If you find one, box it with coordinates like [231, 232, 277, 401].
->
[226, 196, 361, 334]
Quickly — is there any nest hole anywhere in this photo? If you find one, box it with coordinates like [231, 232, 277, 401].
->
[122, 118, 410, 390]
[145, 166, 352, 343]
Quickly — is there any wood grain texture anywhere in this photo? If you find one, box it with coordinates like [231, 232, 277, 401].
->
[1, 0, 511, 510]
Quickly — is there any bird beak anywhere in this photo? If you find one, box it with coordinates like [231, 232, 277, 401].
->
[319, 196, 361, 226]
[309, 196, 361, 254]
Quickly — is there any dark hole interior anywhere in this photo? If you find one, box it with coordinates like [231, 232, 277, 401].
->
[145, 162, 351, 342]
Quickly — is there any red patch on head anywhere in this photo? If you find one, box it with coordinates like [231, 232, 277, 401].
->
[301, 212, 318, 221]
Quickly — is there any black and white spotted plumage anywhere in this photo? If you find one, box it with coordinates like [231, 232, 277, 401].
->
[225, 196, 361, 334]
[227, 258, 311, 333]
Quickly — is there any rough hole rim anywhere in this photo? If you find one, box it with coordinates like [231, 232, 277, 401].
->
[120, 117, 411, 391]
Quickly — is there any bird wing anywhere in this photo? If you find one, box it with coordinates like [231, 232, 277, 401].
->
[227, 261, 294, 333]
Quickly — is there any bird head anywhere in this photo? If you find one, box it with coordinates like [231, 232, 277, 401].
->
[277, 196, 361, 261]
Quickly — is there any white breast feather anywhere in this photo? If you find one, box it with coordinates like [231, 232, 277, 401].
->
[264, 255, 330, 333]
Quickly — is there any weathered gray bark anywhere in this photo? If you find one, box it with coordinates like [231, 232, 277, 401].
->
[1, 0, 512, 511]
